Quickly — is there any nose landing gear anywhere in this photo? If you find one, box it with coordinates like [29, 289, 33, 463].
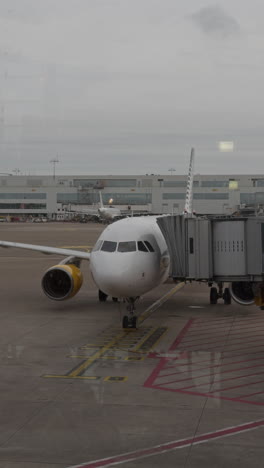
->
[122, 297, 139, 329]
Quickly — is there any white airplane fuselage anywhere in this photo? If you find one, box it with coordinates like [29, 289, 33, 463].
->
[90, 216, 170, 298]
[98, 206, 121, 221]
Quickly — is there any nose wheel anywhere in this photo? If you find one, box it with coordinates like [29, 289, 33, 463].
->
[122, 298, 138, 329]
[122, 315, 137, 329]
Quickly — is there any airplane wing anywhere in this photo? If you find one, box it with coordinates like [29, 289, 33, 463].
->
[0, 241, 90, 260]
[67, 207, 99, 216]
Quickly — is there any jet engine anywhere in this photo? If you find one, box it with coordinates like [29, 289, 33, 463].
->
[229, 281, 255, 306]
[42, 264, 83, 301]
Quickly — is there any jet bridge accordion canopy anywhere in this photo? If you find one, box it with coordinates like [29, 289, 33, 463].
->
[157, 215, 264, 282]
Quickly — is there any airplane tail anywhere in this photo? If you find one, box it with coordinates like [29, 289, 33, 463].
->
[99, 191, 104, 209]
[184, 148, 195, 216]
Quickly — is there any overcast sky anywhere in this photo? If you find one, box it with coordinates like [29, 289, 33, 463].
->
[0, 0, 263, 176]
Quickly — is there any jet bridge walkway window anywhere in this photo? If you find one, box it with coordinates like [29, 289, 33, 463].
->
[101, 241, 117, 252]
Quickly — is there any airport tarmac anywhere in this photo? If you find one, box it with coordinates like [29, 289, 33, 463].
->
[1, 222, 264, 468]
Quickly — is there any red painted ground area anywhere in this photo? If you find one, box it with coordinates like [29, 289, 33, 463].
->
[144, 313, 264, 406]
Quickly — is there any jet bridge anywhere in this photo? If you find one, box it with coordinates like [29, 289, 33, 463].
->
[157, 215, 264, 307]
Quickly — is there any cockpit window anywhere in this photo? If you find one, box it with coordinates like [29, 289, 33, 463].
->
[117, 241, 136, 252]
[93, 240, 103, 252]
[144, 240, 155, 252]
[137, 241, 148, 252]
[101, 240, 117, 252]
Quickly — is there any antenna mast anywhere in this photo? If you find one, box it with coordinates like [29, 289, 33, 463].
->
[50, 157, 59, 180]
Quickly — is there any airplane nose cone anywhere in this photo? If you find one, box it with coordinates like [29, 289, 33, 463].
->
[91, 252, 157, 298]
[100, 273, 135, 297]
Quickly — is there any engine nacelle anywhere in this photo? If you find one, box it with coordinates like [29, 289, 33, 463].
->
[229, 281, 255, 306]
[42, 264, 83, 301]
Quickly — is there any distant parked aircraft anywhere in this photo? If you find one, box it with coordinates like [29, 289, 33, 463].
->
[68, 191, 122, 223]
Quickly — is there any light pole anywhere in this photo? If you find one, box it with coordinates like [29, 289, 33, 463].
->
[50, 157, 59, 180]
[168, 168, 176, 176]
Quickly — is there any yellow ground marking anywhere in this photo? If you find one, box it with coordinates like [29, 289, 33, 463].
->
[44, 374, 127, 381]
[104, 376, 128, 382]
[138, 282, 185, 325]
[84, 327, 151, 348]
[43, 286, 183, 380]
[113, 327, 165, 355]
[68, 330, 126, 377]
[81, 328, 152, 350]
[125, 356, 145, 361]
[43, 328, 166, 378]
[132, 327, 161, 352]
[69, 355, 120, 360]
[101, 356, 119, 360]
[131, 327, 168, 355]
[80, 345, 106, 349]
[43, 375, 100, 380]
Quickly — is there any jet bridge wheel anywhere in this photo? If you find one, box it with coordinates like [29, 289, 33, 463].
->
[223, 287, 232, 305]
[210, 287, 218, 304]
[98, 290, 108, 302]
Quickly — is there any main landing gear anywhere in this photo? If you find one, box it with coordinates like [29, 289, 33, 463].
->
[98, 290, 119, 302]
[209, 283, 231, 305]
[122, 297, 139, 329]
[98, 289, 108, 302]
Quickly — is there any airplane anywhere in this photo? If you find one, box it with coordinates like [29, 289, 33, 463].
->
[0, 209, 171, 328]
[0, 150, 195, 329]
[90, 214, 170, 327]
[68, 191, 122, 223]
[97, 192, 122, 221]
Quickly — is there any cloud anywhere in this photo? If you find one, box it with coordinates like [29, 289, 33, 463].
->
[0, 0, 87, 24]
[190, 5, 241, 38]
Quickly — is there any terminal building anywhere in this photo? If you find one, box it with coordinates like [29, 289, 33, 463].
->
[0, 173, 264, 219]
